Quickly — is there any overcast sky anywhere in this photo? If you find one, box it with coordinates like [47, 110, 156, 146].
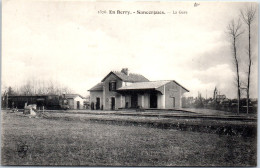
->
[2, 1, 259, 98]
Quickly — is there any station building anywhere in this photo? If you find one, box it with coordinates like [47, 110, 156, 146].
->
[88, 68, 189, 110]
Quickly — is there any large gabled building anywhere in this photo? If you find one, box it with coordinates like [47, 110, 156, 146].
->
[88, 68, 189, 110]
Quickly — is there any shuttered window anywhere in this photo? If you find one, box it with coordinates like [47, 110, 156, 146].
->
[109, 81, 116, 91]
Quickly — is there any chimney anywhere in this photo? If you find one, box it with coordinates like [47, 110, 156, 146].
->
[121, 68, 129, 76]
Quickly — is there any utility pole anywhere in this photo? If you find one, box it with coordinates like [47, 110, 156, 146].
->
[206, 90, 207, 100]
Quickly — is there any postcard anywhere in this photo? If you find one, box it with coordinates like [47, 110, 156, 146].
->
[1, 0, 258, 166]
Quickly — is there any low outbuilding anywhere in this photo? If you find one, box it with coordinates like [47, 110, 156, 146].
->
[63, 94, 85, 110]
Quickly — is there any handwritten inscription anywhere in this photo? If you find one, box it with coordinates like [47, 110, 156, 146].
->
[194, 2, 200, 7]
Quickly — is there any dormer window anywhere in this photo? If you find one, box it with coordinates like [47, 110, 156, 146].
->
[109, 81, 117, 91]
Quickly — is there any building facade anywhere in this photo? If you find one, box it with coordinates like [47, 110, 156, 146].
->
[63, 94, 85, 110]
[88, 68, 189, 110]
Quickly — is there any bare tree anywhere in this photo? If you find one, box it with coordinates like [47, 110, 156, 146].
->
[36, 80, 47, 95]
[19, 80, 34, 95]
[227, 19, 244, 114]
[240, 6, 256, 114]
[17, 79, 74, 96]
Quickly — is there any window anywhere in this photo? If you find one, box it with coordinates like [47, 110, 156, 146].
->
[109, 81, 117, 91]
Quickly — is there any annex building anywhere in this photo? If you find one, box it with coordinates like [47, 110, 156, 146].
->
[88, 68, 189, 110]
[63, 94, 85, 110]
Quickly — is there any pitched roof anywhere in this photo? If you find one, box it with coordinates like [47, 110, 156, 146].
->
[64, 94, 84, 99]
[117, 80, 171, 90]
[101, 71, 149, 83]
[172, 80, 189, 92]
[117, 80, 189, 92]
[88, 82, 103, 91]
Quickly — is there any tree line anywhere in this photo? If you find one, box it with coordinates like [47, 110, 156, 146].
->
[227, 5, 257, 114]
[2, 79, 74, 96]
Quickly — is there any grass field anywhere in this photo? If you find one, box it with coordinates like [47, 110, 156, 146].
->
[1, 110, 257, 166]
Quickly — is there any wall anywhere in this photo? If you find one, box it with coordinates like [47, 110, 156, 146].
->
[157, 93, 165, 109]
[137, 94, 143, 107]
[125, 95, 131, 108]
[143, 93, 150, 108]
[122, 93, 150, 109]
[119, 95, 125, 108]
[67, 96, 84, 109]
[162, 81, 188, 109]
[90, 91, 103, 109]
[74, 96, 84, 109]
[68, 99, 74, 109]
[103, 73, 123, 110]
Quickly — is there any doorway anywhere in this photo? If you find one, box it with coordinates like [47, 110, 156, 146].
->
[150, 93, 157, 108]
[77, 101, 80, 109]
[96, 97, 100, 110]
[131, 94, 138, 108]
[111, 97, 115, 110]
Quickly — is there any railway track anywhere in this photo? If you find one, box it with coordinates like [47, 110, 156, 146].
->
[27, 109, 257, 122]
[8, 109, 257, 137]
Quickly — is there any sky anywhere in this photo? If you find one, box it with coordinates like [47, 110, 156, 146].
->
[2, 1, 259, 98]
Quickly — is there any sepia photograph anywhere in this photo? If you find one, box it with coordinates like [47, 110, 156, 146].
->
[1, 0, 259, 166]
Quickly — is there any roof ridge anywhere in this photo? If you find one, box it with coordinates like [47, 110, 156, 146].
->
[129, 72, 143, 76]
[102, 70, 149, 82]
[149, 80, 171, 82]
[112, 70, 121, 73]
[113, 71, 143, 76]
[126, 80, 170, 83]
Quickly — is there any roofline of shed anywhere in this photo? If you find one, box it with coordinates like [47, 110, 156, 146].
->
[172, 80, 189, 92]
[117, 80, 189, 92]
[64, 94, 85, 99]
[116, 88, 163, 94]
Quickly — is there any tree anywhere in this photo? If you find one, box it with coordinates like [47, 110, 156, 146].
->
[18, 79, 74, 96]
[240, 6, 256, 114]
[1, 86, 17, 108]
[19, 80, 34, 95]
[194, 92, 204, 108]
[227, 19, 244, 114]
[7, 86, 16, 95]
